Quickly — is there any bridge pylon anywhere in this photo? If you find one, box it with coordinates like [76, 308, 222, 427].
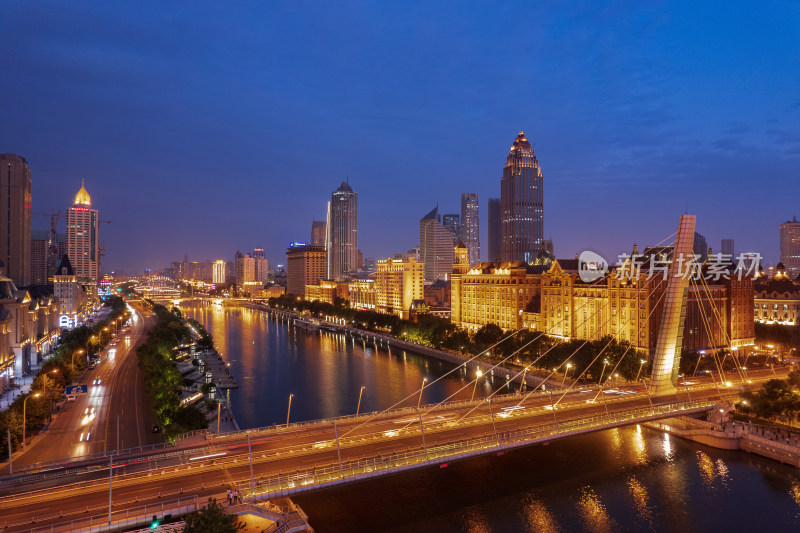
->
[650, 214, 696, 396]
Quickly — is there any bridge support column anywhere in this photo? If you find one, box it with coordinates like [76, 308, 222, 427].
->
[650, 214, 696, 396]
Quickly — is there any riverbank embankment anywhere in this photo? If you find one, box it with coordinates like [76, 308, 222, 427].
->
[646, 412, 800, 467]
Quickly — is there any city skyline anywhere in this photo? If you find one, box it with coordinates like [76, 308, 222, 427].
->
[1, 2, 798, 273]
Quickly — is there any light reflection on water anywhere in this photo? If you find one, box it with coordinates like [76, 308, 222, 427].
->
[182, 303, 800, 532]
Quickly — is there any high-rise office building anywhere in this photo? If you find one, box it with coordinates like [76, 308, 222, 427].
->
[721, 239, 734, 258]
[693, 232, 708, 260]
[461, 193, 479, 265]
[286, 243, 326, 297]
[375, 256, 424, 319]
[487, 197, 501, 262]
[311, 220, 327, 247]
[66, 180, 100, 286]
[326, 181, 358, 280]
[253, 248, 269, 284]
[419, 206, 454, 282]
[500, 132, 543, 262]
[31, 230, 50, 285]
[0, 154, 32, 287]
[780, 217, 800, 279]
[442, 214, 460, 244]
[212, 260, 226, 284]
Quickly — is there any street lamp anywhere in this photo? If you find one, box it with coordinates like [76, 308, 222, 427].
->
[22, 393, 41, 451]
[562, 363, 573, 389]
[417, 378, 427, 409]
[356, 386, 365, 417]
[286, 393, 294, 427]
[471, 369, 483, 401]
[635, 359, 646, 382]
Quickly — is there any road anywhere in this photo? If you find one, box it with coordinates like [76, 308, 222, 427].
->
[3, 302, 160, 469]
[0, 367, 786, 532]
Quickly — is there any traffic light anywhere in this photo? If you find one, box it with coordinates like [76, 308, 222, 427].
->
[150, 515, 160, 529]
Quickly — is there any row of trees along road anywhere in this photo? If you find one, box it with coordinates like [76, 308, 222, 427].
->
[0, 296, 128, 456]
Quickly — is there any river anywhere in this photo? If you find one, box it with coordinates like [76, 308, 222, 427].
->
[182, 302, 800, 532]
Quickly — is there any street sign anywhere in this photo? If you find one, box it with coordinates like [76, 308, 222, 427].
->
[65, 384, 88, 395]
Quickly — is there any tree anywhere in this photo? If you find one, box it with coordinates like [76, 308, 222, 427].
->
[183, 498, 245, 533]
[474, 324, 504, 355]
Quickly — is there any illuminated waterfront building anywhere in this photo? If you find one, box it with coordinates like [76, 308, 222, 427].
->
[348, 278, 376, 310]
[253, 248, 269, 285]
[305, 279, 348, 305]
[286, 243, 326, 298]
[326, 181, 358, 280]
[212, 260, 226, 284]
[500, 132, 543, 262]
[451, 244, 755, 354]
[66, 180, 99, 289]
[419, 206, 453, 282]
[780, 217, 800, 279]
[460, 193, 480, 265]
[375, 256, 424, 319]
[0, 154, 32, 287]
[754, 262, 800, 325]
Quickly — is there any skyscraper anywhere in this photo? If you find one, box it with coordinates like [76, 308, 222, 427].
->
[212, 260, 226, 284]
[721, 239, 734, 258]
[693, 232, 708, 260]
[442, 214, 460, 244]
[326, 180, 358, 280]
[253, 248, 269, 285]
[487, 197, 501, 262]
[310, 220, 327, 247]
[500, 132, 543, 262]
[0, 154, 32, 287]
[286, 243, 326, 297]
[66, 180, 99, 287]
[30, 230, 50, 285]
[780, 217, 800, 279]
[460, 193, 479, 265]
[419, 206, 454, 282]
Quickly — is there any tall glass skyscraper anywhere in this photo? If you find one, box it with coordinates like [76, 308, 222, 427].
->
[326, 180, 358, 279]
[460, 193, 479, 265]
[0, 154, 31, 287]
[500, 132, 543, 262]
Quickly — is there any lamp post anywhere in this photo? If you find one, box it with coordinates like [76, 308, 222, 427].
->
[561, 363, 573, 389]
[356, 386, 365, 417]
[520, 367, 529, 394]
[285, 394, 293, 427]
[417, 378, 427, 409]
[487, 399, 499, 446]
[636, 359, 646, 382]
[471, 369, 483, 401]
[72, 349, 84, 374]
[22, 393, 41, 451]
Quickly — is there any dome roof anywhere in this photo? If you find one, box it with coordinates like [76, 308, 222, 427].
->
[74, 179, 91, 206]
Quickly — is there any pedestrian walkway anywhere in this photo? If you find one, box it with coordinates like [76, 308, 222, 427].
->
[0, 360, 44, 411]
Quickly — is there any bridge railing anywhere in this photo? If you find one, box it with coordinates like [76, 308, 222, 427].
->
[244, 397, 716, 499]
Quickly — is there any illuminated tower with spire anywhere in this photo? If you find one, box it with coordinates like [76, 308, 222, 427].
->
[326, 179, 358, 279]
[66, 180, 100, 289]
[500, 131, 543, 262]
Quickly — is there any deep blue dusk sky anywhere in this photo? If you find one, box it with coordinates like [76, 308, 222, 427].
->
[2, 1, 798, 273]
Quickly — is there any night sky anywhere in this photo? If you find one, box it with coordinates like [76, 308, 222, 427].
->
[2, 2, 798, 273]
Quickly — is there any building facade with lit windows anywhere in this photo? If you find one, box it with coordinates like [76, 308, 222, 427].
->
[780, 217, 800, 279]
[66, 181, 99, 291]
[754, 263, 800, 325]
[419, 206, 454, 282]
[286, 243, 326, 298]
[375, 256, 424, 319]
[500, 132, 543, 262]
[348, 279, 376, 310]
[461, 193, 480, 265]
[326, 181, 358, 280]
[451, 245, 755, 355]
[212, 260, 226, 284]
[0, 154, 32, 288]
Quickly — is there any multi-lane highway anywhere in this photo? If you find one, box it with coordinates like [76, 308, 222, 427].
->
[4, 302, 161, 470]
[0, 367, 785, 532]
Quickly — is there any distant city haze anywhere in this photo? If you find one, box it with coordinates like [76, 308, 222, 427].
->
[0, 2, 797, 271]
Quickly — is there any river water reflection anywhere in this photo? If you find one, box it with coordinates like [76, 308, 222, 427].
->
[182, 302, 800, 532]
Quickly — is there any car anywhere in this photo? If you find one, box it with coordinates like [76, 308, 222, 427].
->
[151, 424, 161, 433]
[67, 394, 77, 402]
[93, 378, 102, 385]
